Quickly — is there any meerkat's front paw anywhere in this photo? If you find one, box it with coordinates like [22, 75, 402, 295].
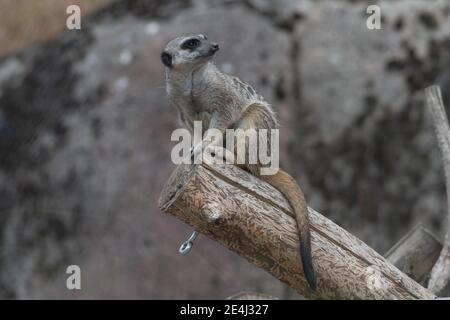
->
[203, 146, 237, 165]
[191, 143, 203, 162]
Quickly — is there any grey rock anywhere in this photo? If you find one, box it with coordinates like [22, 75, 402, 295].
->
[289, 0, 450, 250]
[1, 0, 450, 299]
[0, 0, 296, 299]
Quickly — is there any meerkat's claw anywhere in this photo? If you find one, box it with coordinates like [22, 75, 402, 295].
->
[190, 145, 195, 161]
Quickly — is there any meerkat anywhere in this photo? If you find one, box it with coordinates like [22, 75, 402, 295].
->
[161, 34, 316, 290]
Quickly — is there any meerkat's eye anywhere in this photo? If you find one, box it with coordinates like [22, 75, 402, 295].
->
[181, 38, 201, 50]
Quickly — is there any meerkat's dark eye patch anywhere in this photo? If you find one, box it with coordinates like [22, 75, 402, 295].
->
[161, 51, 172, 67]
[181, 38, 201, 50]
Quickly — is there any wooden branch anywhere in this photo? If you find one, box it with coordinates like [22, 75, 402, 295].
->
[158, 161, 435, 299]
[227, 292, 279, 300]
[426, 85, 450, 295]
[385, 224, 442, 285]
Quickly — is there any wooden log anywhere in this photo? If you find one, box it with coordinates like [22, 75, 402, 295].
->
[385, 224, 442, 285]
[158, 161, 435, 299]
[227, 292, 279, 300]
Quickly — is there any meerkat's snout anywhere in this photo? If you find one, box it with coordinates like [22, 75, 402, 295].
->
[211, 43, 219, 53]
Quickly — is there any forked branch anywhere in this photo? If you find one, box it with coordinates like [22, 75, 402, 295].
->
[426, 85, 450, 295]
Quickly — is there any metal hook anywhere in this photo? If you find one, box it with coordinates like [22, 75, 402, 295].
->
[179, 231, 198, 255]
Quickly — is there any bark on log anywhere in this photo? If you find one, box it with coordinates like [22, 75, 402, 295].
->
[227, 292, 279, 300]
[158, 161, 435, 299]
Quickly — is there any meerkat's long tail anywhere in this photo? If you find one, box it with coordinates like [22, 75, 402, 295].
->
[261, 169, 317, 291]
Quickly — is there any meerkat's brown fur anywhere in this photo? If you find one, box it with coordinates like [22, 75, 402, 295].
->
[162, 34, 316, 290]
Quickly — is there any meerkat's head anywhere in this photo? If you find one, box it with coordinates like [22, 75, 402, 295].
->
[161, 34, 219, 70]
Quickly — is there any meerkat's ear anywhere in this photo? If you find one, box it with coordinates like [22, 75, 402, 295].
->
[199, 34, 207, 40]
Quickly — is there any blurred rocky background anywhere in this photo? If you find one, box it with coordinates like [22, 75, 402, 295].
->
[0, 0, 449, 299]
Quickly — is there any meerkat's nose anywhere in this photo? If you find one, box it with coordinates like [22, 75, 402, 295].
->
[211, 43, 219, 52]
